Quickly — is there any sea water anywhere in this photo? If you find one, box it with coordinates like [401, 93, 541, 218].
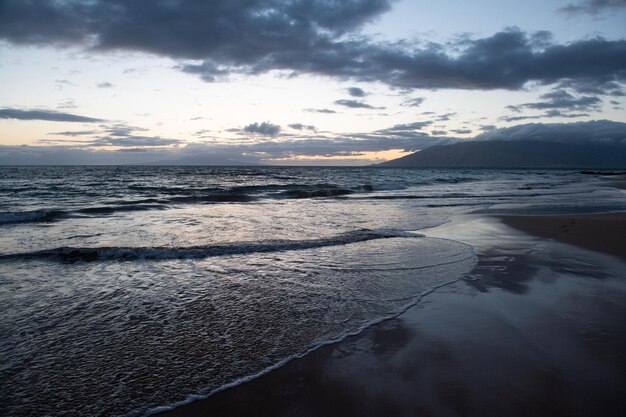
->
[1, 166, 624, 416]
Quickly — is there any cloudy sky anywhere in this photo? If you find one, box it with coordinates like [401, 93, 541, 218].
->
[1, 0, 625, 165]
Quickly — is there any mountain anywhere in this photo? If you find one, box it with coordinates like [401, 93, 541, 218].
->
[378, 140, 626, 168]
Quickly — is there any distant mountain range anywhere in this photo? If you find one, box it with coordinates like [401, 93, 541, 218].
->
[379, 120, 626, 169]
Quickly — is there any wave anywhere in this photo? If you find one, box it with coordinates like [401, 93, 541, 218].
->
[435, 177, 476, 184]
[125, 182, 375, 197]
[0, 209, 65, 224]
[357, 191, 543, 200]
[0, 204, 169, 225]
[168, 194, 255, 203]
[0, 185, 377, 226]
[0, 229, 414, 262]
[77, 204, 168, 214]
[276, 188, 355, 198]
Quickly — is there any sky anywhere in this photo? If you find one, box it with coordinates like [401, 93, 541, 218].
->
[1, 0, 625, 165]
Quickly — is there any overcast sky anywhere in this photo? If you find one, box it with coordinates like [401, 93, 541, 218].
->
[1, 0, 625, 165]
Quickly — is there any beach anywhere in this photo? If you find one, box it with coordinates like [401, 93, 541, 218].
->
[501, 213, 626, 260]
[157, 211, 626, 417]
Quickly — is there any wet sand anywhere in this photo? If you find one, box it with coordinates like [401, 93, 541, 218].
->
[501, 212, 626, 260]
[155, 214, 626, 417]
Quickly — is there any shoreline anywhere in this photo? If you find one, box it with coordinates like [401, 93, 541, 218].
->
[154, 211, 626, 417]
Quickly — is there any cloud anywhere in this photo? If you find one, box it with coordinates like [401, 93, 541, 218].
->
[43, 123, 183, 147]
[243, 122, 281, 137]
[435, 112, 457, 121]
[377, 121, 433, 134]
[0, 108, 104, 122]
[2, 3, 624, 93]
[8, 120, 625, 165]
[97, 82, 113, 88]
[559, 0, 626, 15]
[288, 123, 317, 131]
[57, 99, 78, 109]
[0, 0, 391, 59]
[556, 78, 625, 96]
[347, 87, 366, 97]
[474, 119, 626, 145]
[23, 118, 460, 164]
[91, 136, 182, 147]
[499, 111, 590, 122]
[401, 97, 426, 107]
[499, 114, 544, 122]
[1, 135, 453, 166]
[48, 130, 99, 136]
[305, 108, 337, 114]
[334, 99, 382, 109]
[451, 129, 473, 134]
[507, 89, 601, 113]
[544, 110, 591, 118]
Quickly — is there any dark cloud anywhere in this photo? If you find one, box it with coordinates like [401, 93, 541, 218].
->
[377, 121, 433, 134]
[401, 97, 426, 107]
[474, 120, 626, 146]
[179, 60, 231, 82]
[288, 123, 317, 131]
[507, 89, 601, 113]
[334, 99, 382, 109]
[451, 129, 473, 134]
[499, 114, 543, 122]
[43, 123, 182, 148]
[2, 2, 624, 93]
[431, 130, 448, 135]
[183, 28, 626, 92]
[102, 124, 148, 137]
[436, 112, 457, 121]
[347, 87, 366, 97]
[544, 110, 591, 118]
[243, 122, 281, 137]
[556, 78, 625, 96]
[97, 82, 113, 88]
[0, 0, 392, 50]
[559, 0, 626, 15]
[91, 136, 182, 147]
[499, 111, 590, 122]
[0, 108, 104, 122]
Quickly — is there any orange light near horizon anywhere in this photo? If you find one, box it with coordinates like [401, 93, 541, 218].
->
[266, 149, 413, 164]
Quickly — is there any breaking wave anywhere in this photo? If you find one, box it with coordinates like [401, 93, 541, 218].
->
[0, 229, 415, 262]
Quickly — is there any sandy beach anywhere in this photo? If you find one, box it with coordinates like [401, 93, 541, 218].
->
[502, 213, 626, 260]
[156, 212, 626, 417]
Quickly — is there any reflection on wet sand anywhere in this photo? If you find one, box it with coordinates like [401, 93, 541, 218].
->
[157, 215, 626, 417]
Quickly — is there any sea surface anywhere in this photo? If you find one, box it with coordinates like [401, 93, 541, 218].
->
[1, 166, 624, 417]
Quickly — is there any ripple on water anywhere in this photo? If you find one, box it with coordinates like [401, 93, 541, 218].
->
[0, 236, 476, 417]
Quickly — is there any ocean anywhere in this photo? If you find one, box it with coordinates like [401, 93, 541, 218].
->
[1, 166, 624, 417]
